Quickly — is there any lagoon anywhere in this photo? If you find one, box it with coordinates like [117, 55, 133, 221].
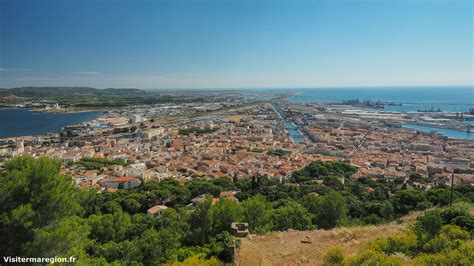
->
[0, 108, 102, 138]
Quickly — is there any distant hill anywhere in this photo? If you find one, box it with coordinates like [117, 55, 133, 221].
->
[102, 88, 147, 95]
[0, 87, 148, 98]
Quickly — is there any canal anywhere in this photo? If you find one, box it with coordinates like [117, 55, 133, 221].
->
[271, 103, 307, 143]
[284, 121, 306, 143]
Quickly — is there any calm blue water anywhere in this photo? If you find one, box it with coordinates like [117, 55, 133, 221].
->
[284, 121, 305, 143]
[288, 86, 473, 112]
[0, 109, 102, 138]
[286, 87, 473, 139]
[402, 124, 473, 140]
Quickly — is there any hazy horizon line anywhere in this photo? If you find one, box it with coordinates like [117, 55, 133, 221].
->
[2, 84, 473, 91]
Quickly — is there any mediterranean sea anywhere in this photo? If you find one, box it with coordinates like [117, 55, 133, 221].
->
[288, 86, 473, 113]
[0, 108, 102, 138]
[284, 86, 473, 139]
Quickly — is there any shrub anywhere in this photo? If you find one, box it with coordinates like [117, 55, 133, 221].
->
[452, 214, 474, 232]
[439, 224, 471, 241]
[423, 234, 450, 253]
[414, 210, 443, 240]
[359, 206, 474, 264]
[323, 247, 344, 265]
[166, 255, 221, 266]
[345, 250, 403, 266]
[415, 242, 474, 266]
[371, 231, 417, 255]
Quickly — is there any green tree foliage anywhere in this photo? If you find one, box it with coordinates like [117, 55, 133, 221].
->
[390, 189, 428, 215]
[0, 156, 81, 255]
[138, 227, 181, 265]
[77, 157, 127, 170]
[186, 179, 222, 198]
[211, 198, 244, 234]
[206, 231, 238, 263]
[187, 195, 215, 245]
[25, 216, 92, 259]
[3, 156, 473, 265]
[178, 127, 216, 135]
[142, 179, 191, 207]
[302, 191, 347, 229]
[187, 196, 243, 246]
[438, 204, 474, 231]
[290, 160, 356, 184]
[211, 176, 234, 191]
[272, 201, 313, 231]
[101, 200, 123, 214]
[87, 212, 132, 243]
[122, 198, 142, 214]
[414, 210, 444, 241]
[427, 188, 458, 206]
[242, 194, 273, 234]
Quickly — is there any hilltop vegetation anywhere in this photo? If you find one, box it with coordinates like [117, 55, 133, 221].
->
[1, 156, 473, 265]
[0, 87, 210, 108]
[326, 205, 474, 265]
[238, 205, 474, 265]
[0, 87, 147, 98]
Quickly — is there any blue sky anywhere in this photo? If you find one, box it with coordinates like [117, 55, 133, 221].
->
[0, 0, 472, 89]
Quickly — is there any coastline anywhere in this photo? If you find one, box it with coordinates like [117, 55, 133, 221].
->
[0, 106, 106, 114]
[0, 108, 103, 139]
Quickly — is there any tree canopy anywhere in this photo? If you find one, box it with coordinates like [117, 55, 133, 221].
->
[2, 156, 474, 264]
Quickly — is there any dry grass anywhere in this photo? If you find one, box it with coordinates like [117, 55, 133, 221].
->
[235, 224, 406, 266]
[236, 205, 474, 266]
